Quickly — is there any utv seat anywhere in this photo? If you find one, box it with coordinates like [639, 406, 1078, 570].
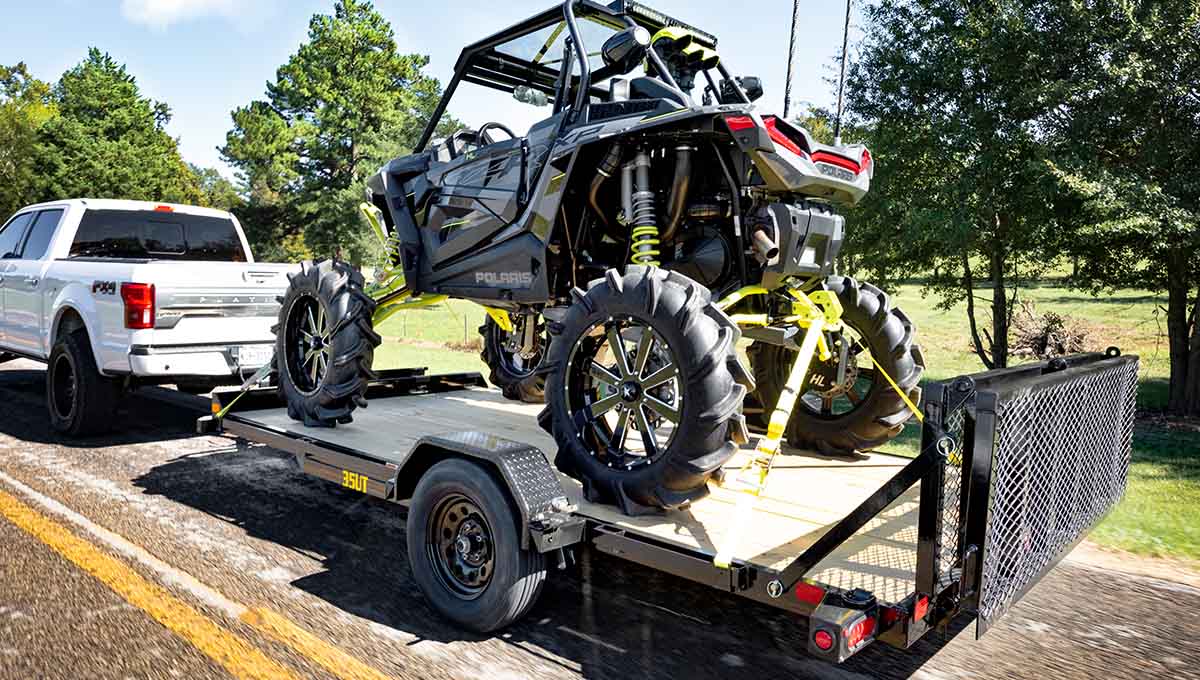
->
[628, 77, 689, 107]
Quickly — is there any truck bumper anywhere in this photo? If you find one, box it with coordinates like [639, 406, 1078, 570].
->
[127, 343, 274, 378]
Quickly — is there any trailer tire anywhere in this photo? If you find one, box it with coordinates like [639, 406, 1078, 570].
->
[407, 458, 546, 633]
[746, 276, 924, 454]
[479, 317, 545, 403]
[276, 260, 381, 427]
[47, 329, 121, 437]
[541, 266, 750, 514]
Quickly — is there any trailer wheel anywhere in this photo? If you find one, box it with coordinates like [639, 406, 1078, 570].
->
[47, 329, 121, 436]
[275, 260, 381, 427]
[407, 458, 546, 633]
[746, 276, 925, 455]
[541, 267, 751, 513]
[478, 316, 545, 403]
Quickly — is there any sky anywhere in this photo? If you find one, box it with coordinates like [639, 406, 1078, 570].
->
[0, 0, 863, 178]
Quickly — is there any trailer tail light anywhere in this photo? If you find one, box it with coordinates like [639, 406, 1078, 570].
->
[813, 629, 835, 652]
[913, 595, 930, 622]
[762, 116, 809, 159]
[121, 283, 156, 329]
[723, 115, 757, 132]
[846, 615, 876, 649]
[794, 581, 826, 606]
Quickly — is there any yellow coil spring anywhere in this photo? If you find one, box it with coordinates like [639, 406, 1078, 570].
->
[630, 225, 662, 266]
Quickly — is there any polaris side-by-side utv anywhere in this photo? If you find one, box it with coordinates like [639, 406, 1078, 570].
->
[273, 0, 924, 515]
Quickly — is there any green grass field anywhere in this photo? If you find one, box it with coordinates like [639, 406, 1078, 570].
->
[370, 282, 1197, 564]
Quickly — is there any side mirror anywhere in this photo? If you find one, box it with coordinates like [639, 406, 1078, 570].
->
[513, 85, 550, 107]
[601, 26, 651, 74]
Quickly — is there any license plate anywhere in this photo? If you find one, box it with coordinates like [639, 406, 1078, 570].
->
[235, 344, 274, 368]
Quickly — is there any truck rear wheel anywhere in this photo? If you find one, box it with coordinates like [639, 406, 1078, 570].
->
[407, 458, 547, 632]
[541, 267, 751, 514]
[47, 329, 121, 437]
[746, 276, 925, 455]
[276, 260, 381, 427]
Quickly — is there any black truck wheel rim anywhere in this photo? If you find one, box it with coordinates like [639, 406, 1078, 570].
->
[51, 354, 77, 420]
[285, 295, 331, 395]
[565, 318, 682, 470]
[428, 494, 495, 599]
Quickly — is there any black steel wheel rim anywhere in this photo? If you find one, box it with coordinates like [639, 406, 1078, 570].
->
[427, 494, 494, 599]
[564, 317, 683, 470]
[285, 295, 331, 395]
[51, 354, 76, 420]
[798, 321, 880, 420]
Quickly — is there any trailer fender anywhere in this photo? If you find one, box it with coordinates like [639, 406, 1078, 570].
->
[397, 432, 584, 552]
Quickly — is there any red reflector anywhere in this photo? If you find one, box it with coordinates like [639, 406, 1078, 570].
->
[762, 116, 808, 158]
[724, 115, 757, 132]
[154, 205, 174, 212]
[121, 283, 156, 330]
[846, 616, 876, 649]
[860, 148, 873, 174]
[913, 595, 930, 621]
[794, 581, 826, 606]
[811, 150, 861, 174]
[813, 629, 835, 652]
[881, 606, 901, 627]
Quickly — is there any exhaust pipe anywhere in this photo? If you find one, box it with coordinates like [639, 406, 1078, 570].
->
[751, 225, 780, 264]
[588, 143, 623, 229]
[662, 145, 694, 242]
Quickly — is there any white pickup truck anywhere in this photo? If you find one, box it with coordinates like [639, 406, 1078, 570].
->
[0, 199, 290, 435]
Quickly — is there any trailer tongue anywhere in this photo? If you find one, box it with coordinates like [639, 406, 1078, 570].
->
[199, 350, 1137, 663]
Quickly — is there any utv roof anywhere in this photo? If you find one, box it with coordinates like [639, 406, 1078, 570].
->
[417, 1, 724, 150]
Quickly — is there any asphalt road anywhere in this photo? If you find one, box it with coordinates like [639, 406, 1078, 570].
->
[1, 358, 1197, 680]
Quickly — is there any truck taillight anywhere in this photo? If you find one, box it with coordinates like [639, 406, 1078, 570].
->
[121, 283, 156, 330]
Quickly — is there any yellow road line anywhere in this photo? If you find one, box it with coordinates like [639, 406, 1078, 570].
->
[242, 608, 394, 680]
[0, 487, 300, 680]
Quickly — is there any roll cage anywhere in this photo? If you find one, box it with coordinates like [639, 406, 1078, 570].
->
[415, 0, 751, 151]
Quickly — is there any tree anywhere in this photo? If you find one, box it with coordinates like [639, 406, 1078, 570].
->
[1045, 1, 1200, 415]
[222, 0, 448, 263]
[34, 49, 200, 205]
[0, 63, 55, 219]
[845, 1, 1073, 369]
[188, 164, 243, 212]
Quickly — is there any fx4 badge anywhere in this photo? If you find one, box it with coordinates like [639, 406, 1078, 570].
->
[92, 281, 117, 295]
[475, 271, 534, 288]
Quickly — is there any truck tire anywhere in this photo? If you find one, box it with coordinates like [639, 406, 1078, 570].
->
[407, 458, 547, 633]
[47, 329, 121, 436]
[746, 276, 925, 455]
[479, 316, 544, 403]
[276, 260, 381, 427]
[540, 267, 752, 514]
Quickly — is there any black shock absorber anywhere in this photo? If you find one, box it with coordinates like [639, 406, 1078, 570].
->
[625, 147, 660, 266]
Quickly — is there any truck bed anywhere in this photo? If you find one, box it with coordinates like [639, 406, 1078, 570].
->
[234, 385, 920, 604]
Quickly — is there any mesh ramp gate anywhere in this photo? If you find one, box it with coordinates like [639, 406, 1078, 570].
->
[925, 352, 1139, 637]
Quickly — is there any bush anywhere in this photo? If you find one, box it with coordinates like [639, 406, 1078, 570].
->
[1011, 301, 1093, 359]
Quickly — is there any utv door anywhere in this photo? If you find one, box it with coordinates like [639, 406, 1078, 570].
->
[423, 136, 526, 267]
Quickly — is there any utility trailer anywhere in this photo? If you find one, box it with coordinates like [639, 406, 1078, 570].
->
[198, 351, 1138, 663]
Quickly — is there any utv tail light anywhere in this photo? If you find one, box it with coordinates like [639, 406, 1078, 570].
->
[724, 115, 757, 132]
[811, 151, 861, 175]
[121, 283, 156, 330]
[762, 116, 809, 159]
[860, 149, 873, 175]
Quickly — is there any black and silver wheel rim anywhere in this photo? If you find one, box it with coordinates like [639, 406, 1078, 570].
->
[799, 322, 879, 419]
[51, 354, 77, 421]
[285, 295, 332, 395]
[565, 318, 683, 469]
[428, 494, 494, 599]
[489, 320, 542, 379]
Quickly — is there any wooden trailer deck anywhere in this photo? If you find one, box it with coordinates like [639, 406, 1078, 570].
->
[239, 386, 921, 604]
